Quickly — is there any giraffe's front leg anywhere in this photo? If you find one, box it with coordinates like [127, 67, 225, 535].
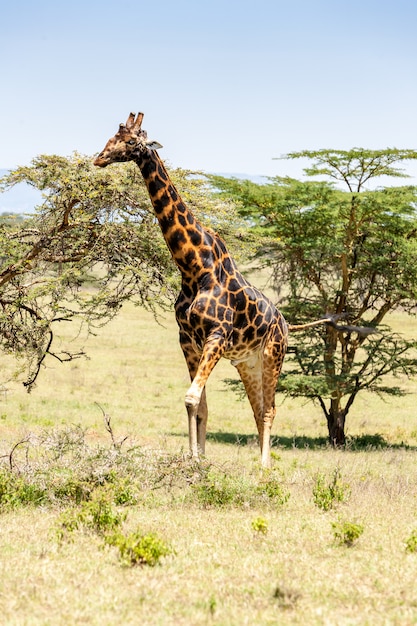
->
[183, 332, 226, 461]
[185, 384, 205, 460]
[179, 341, 210, 460]
[197, 388, 208, 454]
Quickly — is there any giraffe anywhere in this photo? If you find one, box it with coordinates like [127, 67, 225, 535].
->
[92, 112, 289, 467]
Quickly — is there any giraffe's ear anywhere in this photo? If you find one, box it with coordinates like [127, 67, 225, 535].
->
[146, 139, 163, 150]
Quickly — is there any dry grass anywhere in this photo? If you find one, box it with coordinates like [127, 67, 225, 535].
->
[1, 302, 417, 625]
[1, 448, 417, 625]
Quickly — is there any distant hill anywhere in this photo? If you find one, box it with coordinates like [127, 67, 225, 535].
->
[0, 169, 42, 214]
[215, 172, 268, 184]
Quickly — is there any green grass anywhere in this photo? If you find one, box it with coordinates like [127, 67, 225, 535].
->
[1, 301, 417, 624]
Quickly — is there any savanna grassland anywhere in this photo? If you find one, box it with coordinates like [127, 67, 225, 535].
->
[1, 298, 417, 625]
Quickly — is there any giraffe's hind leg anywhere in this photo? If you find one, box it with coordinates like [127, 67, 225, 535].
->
[236, 342, 286, 468]
[260, 332, 287, 467]
[259, 356, 281, 468]
[235, 357, 266, 459]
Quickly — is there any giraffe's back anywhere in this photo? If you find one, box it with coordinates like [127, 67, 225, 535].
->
[175, 270, 288, 364]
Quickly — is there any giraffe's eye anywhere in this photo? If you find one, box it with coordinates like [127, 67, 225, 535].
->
[127, 139, 136, 146]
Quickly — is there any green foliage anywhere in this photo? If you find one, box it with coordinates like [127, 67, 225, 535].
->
[207, 596, 217, 617]
[191, 470, 248, 508]
[0, 469, 47, 509]
[332, 519, 364, 547]
[190, 467, 290, 509]
[52, 475, 95, 505]
[56, 492, 125, 542]
[0, 426, 248, 512]
[211, 148, 417, 445]
[251, 516, 268, 535]
[285, 148, 417, 189]
[256, 470, 290, 505]
[278, 329, 417, 402]
[312, 468, 350, 511]
[106, 530, 173, 567]
[404, 529, 417, 553]
[106, 475, 139, 506]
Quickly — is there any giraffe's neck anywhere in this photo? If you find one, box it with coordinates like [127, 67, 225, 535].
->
[134, 150, 223, 281]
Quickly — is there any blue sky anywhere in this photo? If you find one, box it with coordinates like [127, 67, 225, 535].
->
[1, 0, 417, 180]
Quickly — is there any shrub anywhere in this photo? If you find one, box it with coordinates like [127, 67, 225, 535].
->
[251, 516, 268, 535]
[0, 469, 47, 510]
[332, 519, 364, 547]
[256, 471, 290, 506]
[106, 530, 173, 567]
[190, 466, 291, 510]
[313, 468, 350, 511]
[52, 475, 95, 504]
[405, 529, 417, 553]
[55, 492, 125, 542]
[190, 470, 249, 508]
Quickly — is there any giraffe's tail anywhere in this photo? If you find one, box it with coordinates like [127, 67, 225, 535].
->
[288, 315, 377, 336]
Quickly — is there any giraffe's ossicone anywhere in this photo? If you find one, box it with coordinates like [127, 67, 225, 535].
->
[94, 112, 288, 468]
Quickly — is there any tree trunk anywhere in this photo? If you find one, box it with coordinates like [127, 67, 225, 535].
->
[327, 405, 346, 447]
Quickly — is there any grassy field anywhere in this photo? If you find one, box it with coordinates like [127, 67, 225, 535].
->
[1, 300, 417, 625]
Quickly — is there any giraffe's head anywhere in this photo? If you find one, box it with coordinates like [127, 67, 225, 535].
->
[94, 112, 163, 167]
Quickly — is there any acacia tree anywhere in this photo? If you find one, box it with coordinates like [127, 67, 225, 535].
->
[0, 154, 241, 388]
[211, 149, 417, 445]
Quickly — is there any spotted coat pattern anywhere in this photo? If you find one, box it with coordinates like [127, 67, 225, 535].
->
[94, 112, 288, 467]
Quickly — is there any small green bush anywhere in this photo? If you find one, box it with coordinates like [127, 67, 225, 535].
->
[332, 519, 364, 546]
[251, 516, 268, 535]
[109, 477, 139, 506]
[13, 480, 47, 507]
[52, 475, 94, 504]
[0, 469, 47, 510]
[405, 529, 417, 553]
[313, 468, 350, 511]
[190, 467, 291, 510]
[256, 471, 290, 505]
[191, 470, 248, 508]
[106, 530, 173, 567]
[55, 493, 125, 542]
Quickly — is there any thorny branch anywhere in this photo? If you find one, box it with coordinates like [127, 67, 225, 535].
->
[95, 403, 129, 451]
